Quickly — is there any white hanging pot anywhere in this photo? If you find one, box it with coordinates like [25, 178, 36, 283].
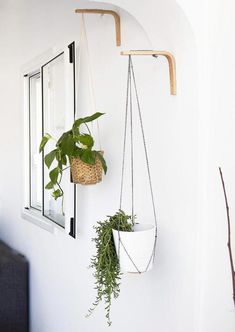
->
[112, 224, 156, 273]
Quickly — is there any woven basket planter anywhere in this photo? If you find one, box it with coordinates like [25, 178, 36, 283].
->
[71, 151, 103, 185]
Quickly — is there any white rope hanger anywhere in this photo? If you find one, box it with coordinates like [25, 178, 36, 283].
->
[78, 14, 102, 150]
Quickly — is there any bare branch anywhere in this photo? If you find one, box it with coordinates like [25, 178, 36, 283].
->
[219, 167, 235, 306]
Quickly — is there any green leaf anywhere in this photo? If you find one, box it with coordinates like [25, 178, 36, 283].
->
[73, 112, 105, 128]
[49, 167, 60, 185]
[39, 133, 52, 153]
[78, 134, 94, 148]
[61, 155, 67, 165]
[72, 125, 80, 138]
[55, 149, 61, 162]
[44, 149, 57, 168]
[80, 149, 96, 165]
[73, 147, 82, 158]
[58, 133, 75, 156]
[56, 130, 72, 147]
[57, 162, 63, 172]
[45, 181, 54, 190]
[52, 189, 63, 200]
[97, 152, 107, 174]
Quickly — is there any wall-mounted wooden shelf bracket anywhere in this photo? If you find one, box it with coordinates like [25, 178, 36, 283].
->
[75, 9, 121, 47]
[121, 50, 177, 95]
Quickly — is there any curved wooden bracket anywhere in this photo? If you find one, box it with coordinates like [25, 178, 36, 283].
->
[75, 9, 121, 47]
[121, 50, 177, 95]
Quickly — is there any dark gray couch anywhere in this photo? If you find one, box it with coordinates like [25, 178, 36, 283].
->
[0, 240, 29, 332]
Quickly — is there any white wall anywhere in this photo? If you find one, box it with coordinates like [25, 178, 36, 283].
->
[197, 0, 235, 331]
[1, 0, 231, 331]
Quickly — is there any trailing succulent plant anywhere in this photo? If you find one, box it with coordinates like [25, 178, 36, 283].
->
[39, 112, 107, 214]
[87, 210, 134, 326]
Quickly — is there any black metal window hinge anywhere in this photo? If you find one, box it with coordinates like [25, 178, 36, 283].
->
[68, 42, 75, 64]
[69, 217, 76, 238]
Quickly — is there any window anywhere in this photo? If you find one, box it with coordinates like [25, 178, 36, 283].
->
[23, 42, 76, 235]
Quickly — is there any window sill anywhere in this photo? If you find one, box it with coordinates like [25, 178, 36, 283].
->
[21, 208, 54, 233]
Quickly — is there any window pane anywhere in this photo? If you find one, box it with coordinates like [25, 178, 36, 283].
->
[42, 53, 68, 227]
[29, 73, 42, 211]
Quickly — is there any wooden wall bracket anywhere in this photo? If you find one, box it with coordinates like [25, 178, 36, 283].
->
[121, 50, 177, 95]
[75, 9, 121, 47]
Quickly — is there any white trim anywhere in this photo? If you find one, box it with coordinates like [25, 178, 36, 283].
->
[21, 208, 54, 233]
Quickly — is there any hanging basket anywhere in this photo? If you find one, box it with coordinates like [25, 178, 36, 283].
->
[112, 224, 156, 273]
[71, 151, 104, 185]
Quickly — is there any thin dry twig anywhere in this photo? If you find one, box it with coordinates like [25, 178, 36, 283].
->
[219, 167, 235, 306]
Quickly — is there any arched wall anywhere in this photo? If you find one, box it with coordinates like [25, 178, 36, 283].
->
[91, 2, 235, 332]
[3, 0, 235, 331]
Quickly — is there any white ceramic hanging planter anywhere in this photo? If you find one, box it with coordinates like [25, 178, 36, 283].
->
[112, 224, 156, 273]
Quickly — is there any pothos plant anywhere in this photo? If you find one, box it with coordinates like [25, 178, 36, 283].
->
[39, 112, 107, 214]
[87, 210, 134, 326]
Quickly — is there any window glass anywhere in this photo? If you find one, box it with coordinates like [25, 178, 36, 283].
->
[42, 52, 75, 227]
[29, 73, 42, 211]
[42, 53, 67, 227]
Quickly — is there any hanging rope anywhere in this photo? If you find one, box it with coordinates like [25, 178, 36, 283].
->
[129, 56, 158, 261]
[118, 55, 158, 273]
[79, 14, 102, 150]
[129, 61, 134, 222]
[119, 56, 131, 210]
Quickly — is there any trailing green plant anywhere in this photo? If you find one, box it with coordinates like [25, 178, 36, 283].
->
[87, 210, 134, 326]
[39, 112, 107, 214]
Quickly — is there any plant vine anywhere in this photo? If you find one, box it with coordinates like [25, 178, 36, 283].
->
[87, 210, 134, 325]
